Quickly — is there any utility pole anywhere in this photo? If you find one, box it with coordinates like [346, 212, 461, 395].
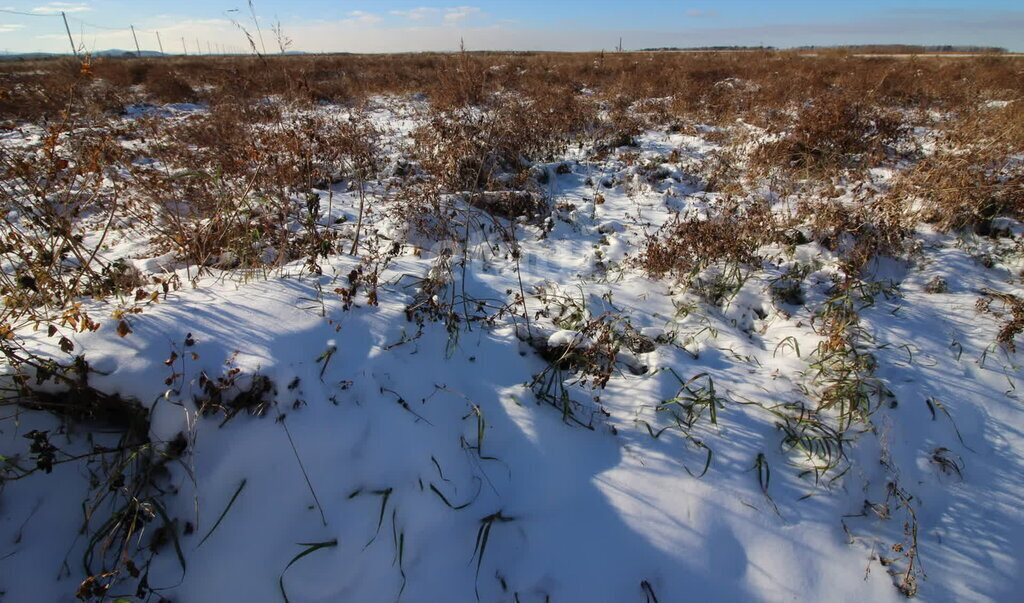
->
[61, 11, 77, 57]
[181, 36, 187, 55]
[130, 25, 141, 56]
[156, 31, 164, 55]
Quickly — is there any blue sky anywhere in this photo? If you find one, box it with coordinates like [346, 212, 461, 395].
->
[2, 1, 1022, 53]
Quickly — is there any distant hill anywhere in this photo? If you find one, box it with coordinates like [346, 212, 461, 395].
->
[94, 49, 167, 58]
[0, 52, 57, 61]
[0, 49, 311, 61]
[0, 49, 168, 61]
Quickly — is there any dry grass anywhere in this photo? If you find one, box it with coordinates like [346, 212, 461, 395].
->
[638, 197, 783, 280]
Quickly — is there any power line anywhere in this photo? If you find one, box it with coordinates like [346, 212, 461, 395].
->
[0, 8, 61, 18]
[67, 16, 134, 33]
[66, 16, 167, 37]
[68, 18, 126, 31]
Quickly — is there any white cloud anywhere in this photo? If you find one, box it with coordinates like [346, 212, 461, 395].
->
[443, 6, 481, 24]
[31, 2, 91, 14]
[158, 18, 232, 33]
[686, 10, 718, 18]
[390, 7, 441, 21]
[0, 23, 25, 32]
[348, 11, 382, 25]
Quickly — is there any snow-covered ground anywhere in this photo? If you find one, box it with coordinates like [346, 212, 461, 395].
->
[1, 98, 1022, 602]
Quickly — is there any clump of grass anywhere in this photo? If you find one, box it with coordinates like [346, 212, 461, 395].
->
[471, 510, 515, 600]
[769, 262, 815, 309]
[658, 369, 724, 429]
[797, 194, 914, 269]
[122, 103, 383, 272]
[923, 276, 948, 294]
[752, 93, 907, 178]
[0, 361, 190, 601]
[519, 288, 652, 428]
[929, 447, 964, 480]
[411, 87, 595, 217]
[637, 198, 781, 281]
[889, 101, 1023, 232]
[880, 481, 925, 597]
[0, 118, 141, 309]
[808, 273, 894, 431]
[533, 288, 650, 379]
[975, 289, 1024, 352]
[197, 369, 276, 425]
[775, 406, 848, 483]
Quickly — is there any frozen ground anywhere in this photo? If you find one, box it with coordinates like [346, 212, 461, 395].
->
[1, 99, 1022, 602]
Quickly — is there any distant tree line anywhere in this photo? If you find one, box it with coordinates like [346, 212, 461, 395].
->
[640, 46, 776, 51]
[794, 44, 1008, 53]
[639, 44, 1008, 54]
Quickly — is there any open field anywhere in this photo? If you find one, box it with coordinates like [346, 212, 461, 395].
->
[0, 50, 1022, 601]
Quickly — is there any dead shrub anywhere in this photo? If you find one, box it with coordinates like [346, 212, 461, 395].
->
[753, 93, 908, 177]
[890, 101, 1023, 232]
[144, 67, 198, 104]
[123, 105, 380, 269]
[976, 289, 1024, 352]
[638, 198, 781, 280]
[413, 89, 596, 205]
[797, 194, 914, 271]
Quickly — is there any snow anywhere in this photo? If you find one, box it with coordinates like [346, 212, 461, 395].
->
[547, 329, 588, 349]
[1, 98, 1023, 603]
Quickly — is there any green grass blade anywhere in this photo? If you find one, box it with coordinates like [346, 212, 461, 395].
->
[279, 539, 339, 603]
[684, 441, 713, 479]
[429, 483, 475, 510]
[198, 479, 247, 548]
[150, 498, 187, 576]
[364, 488, 392, 548]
